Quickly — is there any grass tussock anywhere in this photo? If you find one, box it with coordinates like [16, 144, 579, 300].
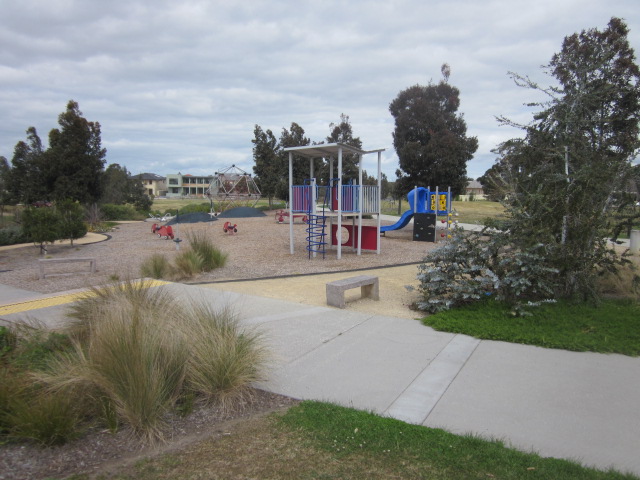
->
[139, 253, 173, 279]
[597, 254, 640, 301]
[186, 230, 228, 271]
[0, 279, 271, 445]
[180, 304, 269, 409]
[139, 230, 227, 281]
[65, 278, 176, 342]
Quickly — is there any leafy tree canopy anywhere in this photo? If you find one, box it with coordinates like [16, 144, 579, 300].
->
[46, 100, 107, 203]
[390, 65, 478, 196]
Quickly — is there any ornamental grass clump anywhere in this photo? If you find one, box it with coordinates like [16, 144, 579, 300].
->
[139, 230, 227, 280]
[179, 304, 269, 410]
[186, 230, 228, 271]
[140, 253, 173, 279]
[34, 278, 270, 443]
[65, 278, 175, 342]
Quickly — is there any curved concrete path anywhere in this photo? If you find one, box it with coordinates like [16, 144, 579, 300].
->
[0, 271, 639, 476]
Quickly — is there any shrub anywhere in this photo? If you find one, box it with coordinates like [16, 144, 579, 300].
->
[99, 203, 142, 221]
[186, 230, 228, 271]
[140, 253, 173, 279]
[4, 388, 80, 446]
[173, 250, 205, 279]
[180, 304, 268, 409]
[0, 226, 29, 246]
[178, 203, 212, 215]
[1, 322, 72, 371]
[415, 227, 559, 315]
[21, 207, 61, 254]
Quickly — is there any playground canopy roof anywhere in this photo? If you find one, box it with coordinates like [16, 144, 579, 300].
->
[283, 143, 385, 159]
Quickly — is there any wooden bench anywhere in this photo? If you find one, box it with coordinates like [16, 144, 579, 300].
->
[38, 257, 97, 280]
[326, 275, 379, 309]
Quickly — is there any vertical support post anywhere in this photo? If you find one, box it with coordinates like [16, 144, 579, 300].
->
[414, 185, 417, 213]
[357, 153, 363, 256]
[376, 150, 381, 254]
[311, 178, 317, 258]
[289, 152, 294, 254]
[434, 186, 439, 243]
[447, 186, 452, 237]
[337, 147, 343, 260]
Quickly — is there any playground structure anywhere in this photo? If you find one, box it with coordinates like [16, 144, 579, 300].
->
[205, 165, 261, 213]
[381, 186, 455, 242]
[284, 143, 385, 260]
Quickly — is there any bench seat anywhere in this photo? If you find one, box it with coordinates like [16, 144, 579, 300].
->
[326, 275, 379, 309]
[38, 257, 97, 280]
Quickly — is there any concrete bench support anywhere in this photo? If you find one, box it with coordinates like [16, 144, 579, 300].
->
[326, 275, 379, 309]
[38, 258, 97, 280]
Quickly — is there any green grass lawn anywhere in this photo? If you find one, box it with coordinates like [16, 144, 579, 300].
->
[381, 199, 506, 224]
[422, 298, 640, 356]
[96, 401, 638, 480]
[152, 197, 285, 214]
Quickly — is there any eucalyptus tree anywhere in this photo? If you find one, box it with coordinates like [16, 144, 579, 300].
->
[390, 64, 478, 196]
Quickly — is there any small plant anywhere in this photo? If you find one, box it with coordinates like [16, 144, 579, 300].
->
[140, 253, 172, 279]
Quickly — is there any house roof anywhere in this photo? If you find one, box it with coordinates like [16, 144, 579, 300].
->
[467, 180, 483, 189]
[137, 173, 165, 181]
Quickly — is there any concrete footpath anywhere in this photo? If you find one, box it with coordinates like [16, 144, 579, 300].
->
[1, 280, 639, 476]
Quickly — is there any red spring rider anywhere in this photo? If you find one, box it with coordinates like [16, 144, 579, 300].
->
[223, 221, 237, 234]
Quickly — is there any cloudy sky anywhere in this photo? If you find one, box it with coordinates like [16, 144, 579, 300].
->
[1, 0, 638, 183]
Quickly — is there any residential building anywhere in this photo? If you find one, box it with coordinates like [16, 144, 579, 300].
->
[135, 173, 167, 197]
[460, 180, 485, 201]
[165, 173, 214, 198]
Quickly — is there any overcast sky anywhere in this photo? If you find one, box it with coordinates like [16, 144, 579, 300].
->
[1, 0, 638, 184]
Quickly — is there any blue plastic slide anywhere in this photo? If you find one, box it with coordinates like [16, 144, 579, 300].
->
[380, 210, 414, 233]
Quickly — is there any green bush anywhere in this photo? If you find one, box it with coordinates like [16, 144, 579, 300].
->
[177, 203, 211, 215]
[0, 226, 29, 246]
[415, 227, 558, 315]
[100, 203, 144, 221]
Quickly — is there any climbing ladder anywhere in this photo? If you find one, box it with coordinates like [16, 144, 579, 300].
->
[304, 179, 330, 259]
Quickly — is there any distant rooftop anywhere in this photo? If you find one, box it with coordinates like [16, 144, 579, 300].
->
[136, 172, 165, 180]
